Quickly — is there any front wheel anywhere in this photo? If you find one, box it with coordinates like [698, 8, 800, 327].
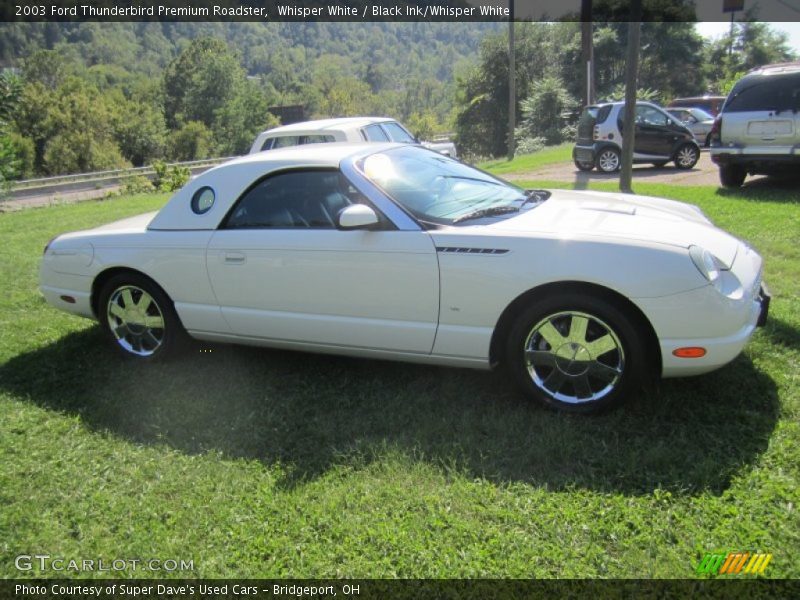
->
[674, 143, 699, 169]
[98, 273, 185, 360]
[506, 293, 646, 413]
[595, 148, 621, 173]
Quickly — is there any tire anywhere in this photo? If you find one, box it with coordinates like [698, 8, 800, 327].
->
[719, 164, 746, 188]
[674, 143, 699, 169]
[652, 161, 668, 168]
[505, 292, 647, 413]
[574, 159, 594, 172]
[98, 272, 185, 360]
[595, 148, 621, 173]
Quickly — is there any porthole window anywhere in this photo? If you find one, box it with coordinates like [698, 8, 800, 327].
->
[191, 187, 215, 215]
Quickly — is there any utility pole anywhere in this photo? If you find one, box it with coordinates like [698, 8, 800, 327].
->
[507, 0, 515, 161]
[581, 0, 594, 106]
[619, 0, 642, 194]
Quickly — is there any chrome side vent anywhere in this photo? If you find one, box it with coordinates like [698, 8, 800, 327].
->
[436, 247, 510, 255]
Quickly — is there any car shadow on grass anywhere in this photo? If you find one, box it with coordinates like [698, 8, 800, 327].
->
[717, 173, 800, 203]
[0, 326, 780, 496]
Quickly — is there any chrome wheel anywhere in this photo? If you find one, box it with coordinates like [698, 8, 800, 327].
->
[106, 285, 165, 357]
[675, 145, 698, 169]
[597, 149, 620, 173]
[524, 311, 625, 404]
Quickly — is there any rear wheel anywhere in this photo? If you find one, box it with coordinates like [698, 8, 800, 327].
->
[506, 292, 646, 413]
[596, 148, 621, 173]
[674, 143, 699, 169]
[719, 164, 747, 188]
[574, 159, 594, 172]
[98, 273, 185, 360]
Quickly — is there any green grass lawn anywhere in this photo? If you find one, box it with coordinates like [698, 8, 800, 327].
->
[0, 180, 798, 579]
[478, 143, 572, 175]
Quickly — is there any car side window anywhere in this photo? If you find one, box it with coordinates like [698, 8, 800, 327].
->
[636, 106, 668, 127]
[300, 135, 336, 145]
[362, 124, 390, 141]
[272, 136, 300, 149]
[382, 122, 416, 143]
[224, 170, 390, 230]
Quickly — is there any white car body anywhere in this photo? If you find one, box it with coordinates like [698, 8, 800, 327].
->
[40, 143, 767, 411]
[249, 117, 458, 158]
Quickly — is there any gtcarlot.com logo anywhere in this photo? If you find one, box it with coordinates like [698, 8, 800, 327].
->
[15, 554, 194, 573]
[696, 552, 772, 575]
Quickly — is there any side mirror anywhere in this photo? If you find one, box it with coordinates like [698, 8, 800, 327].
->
[338, 204, 379, 229]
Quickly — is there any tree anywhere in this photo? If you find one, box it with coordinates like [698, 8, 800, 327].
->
[168, 121, 213, 161]
[0, 72, 25, 187]
[706, 20, 797, 94]
[39, 79, 130, 174]
[213, 79, 277, 156]
[163, 38, 245, 129]
[515, 76, 575, 147]
[113, 98, 168, 166]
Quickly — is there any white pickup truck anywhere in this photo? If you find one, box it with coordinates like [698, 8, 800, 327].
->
[249, 117, 458, 158]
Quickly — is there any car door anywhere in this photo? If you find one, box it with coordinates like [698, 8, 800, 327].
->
[205, 168, 440, 354]
[633, 105, 674, 157]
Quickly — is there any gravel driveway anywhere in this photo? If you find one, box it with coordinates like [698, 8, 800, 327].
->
[505, 152, 726, 187]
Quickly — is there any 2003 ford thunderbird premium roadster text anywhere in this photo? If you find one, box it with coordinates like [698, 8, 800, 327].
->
[40, 144, 769, 412]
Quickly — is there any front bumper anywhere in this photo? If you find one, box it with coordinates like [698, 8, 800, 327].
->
[573, 144, 597, 163]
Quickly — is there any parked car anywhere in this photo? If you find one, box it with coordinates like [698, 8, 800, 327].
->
[667, 107, 716, 146]
[709, 62, 800, 188]
[667, 95, 726, 117]
[250, 117, 458, 158]
[40, 144, 769, 413]
[573, 101, 701, 173]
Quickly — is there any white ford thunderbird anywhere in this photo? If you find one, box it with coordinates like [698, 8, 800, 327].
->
[40, 143, 769, 412]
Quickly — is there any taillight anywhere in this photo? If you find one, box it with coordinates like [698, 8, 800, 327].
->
[708, 116, 722, 146]
[593, 125, 599, 141]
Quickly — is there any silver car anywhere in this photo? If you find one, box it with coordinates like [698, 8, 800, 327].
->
[710, 63, 800, 187]
[667, 107, 715, 146]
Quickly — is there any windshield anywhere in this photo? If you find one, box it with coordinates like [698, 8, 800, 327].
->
[358, 147, 530, 226]
[689, 108, 714, 121]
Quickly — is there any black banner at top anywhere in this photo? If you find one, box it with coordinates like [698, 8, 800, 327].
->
[3, 0, 800, 23]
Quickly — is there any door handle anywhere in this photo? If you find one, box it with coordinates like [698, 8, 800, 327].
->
[223, 252, 246, 264]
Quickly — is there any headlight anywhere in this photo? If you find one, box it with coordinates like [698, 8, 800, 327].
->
[689, 245, 725, 291]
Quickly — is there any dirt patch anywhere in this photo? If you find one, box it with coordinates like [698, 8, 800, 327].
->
[504, 152, 771, 188]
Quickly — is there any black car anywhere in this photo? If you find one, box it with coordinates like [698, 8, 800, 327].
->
[573, 101, 701, 173]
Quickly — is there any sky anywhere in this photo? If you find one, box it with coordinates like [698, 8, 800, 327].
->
[695, 21, 800, 52]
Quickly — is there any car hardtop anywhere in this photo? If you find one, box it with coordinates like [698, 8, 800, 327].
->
[148, 142, 408, 231]
[585, 100, 672, 118]
[257, 116, 398, 136]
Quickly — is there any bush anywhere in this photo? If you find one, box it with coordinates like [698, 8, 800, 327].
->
[516, 76, 575, 147]
[513, 136, 545, 156]
[121, 175, 155, 196]
[168, 121, 212, 162]
[151, 160, 189, 192]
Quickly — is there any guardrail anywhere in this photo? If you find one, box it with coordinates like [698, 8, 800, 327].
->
[11, 157, 236, 192]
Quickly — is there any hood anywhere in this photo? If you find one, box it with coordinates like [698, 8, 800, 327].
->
[486, 190, 739, 266]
